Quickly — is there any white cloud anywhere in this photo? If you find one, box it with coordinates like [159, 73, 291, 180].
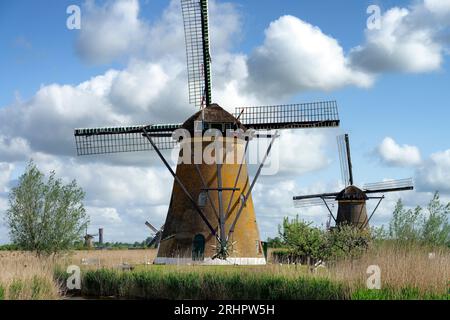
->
[246, 15, 374, 99]
[76, 0, 147, 64]
[0, 163, 14, 193]
[349, 2, 450, 74]
[416, 149, 450, 193]
[272, 129, 335, 176]
[377, 137, 422, 167]
[0, 136, 31, 162]
[76, 0, 242, 65]
[87, 207, 122, 226]
[424, 0, 450, 15]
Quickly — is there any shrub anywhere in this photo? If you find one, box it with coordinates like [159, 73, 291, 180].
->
[279, 216, 327, 262]
[5, 160, 88, 256]
[325, 224, 372, 260]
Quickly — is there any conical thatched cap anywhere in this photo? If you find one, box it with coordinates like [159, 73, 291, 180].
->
[335, 185, 368, 201]
[182, 104, 246, 134]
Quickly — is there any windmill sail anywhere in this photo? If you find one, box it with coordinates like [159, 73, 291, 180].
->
[145, 221, 159, 234]
[363, 178, 414, 194]
[236, 101, 340, 130]
[294, 196, 337, 208]
[337, 134, 353, 187]
[74, 124, 182, 156]
[181, 0, 212, 108]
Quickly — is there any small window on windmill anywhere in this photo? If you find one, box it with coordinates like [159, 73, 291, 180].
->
[198, 191, 208, 207]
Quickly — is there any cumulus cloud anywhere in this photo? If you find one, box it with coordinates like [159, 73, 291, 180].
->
[246, 15, 374, 99]
[377, 137, 422, 167]
[76, 0, 242, 64]
[76, 0, 147, 64]
[271, 129, 335, 176]
[349, 1, 450, 74]
[416, 149, 450, 193]
[0, 163, 14, 193]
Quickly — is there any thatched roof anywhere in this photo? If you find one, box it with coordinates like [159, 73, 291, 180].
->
[182, 104, 246, 133]
[335, 186, 368, 201]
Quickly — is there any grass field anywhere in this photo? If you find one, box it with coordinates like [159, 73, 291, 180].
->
[1, 244, 449, 300]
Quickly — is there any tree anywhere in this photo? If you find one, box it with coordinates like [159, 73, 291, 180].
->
[279, 216, 326, 261]
[325, 224, 372, 260]
[421, 192, 450, 246]
[388, 199, 422, 243]
[266, 236, 284, 248]
[5, 161, 89, 256]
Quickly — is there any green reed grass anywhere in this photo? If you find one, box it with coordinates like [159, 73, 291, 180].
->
[80, 268, 349, 300]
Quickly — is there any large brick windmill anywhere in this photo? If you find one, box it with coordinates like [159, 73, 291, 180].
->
[293, 134, 414, 229]
[74, 0, 340, 264]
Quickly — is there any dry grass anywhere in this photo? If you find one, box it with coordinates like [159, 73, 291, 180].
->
[0, 251, 60, 300]
[59, 249, 157, 269]
[327, 243, 450, 295]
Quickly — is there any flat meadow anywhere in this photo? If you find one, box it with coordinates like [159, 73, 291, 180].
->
[0, 244, 448, 300]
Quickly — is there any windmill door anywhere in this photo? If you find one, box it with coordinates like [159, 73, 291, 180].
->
[192, 234, 205, 261]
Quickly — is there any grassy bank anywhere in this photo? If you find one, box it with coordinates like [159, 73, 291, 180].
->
[75, 267, 349, 300]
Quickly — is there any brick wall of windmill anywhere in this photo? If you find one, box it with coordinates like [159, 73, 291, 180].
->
[157, 138, 264, 260]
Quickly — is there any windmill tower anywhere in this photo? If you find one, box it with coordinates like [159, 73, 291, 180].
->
[293, 134, 414, 229]
[73, 0, 340, 264]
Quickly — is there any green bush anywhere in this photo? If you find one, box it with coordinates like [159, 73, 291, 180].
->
[0, 285, 4, 300]
[277, 217, 372, 263]
[325, 224, 371, 260]
[279, 216, 327, 262]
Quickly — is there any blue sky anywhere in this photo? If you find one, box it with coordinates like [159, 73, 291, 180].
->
[0, 0, 449, 243]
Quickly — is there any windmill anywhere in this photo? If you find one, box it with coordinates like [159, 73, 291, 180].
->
[84, 228, 98, 249]
[73, 0, 340, 264]
[293, 134, 414, 229]
[145, 221, 164, 248]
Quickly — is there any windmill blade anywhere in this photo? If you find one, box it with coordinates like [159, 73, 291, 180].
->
[145, 221, 159, 234]
[293, 192, 340, 208]
[181, 0, 212, 108]
[363, 178, 414, 194]
[148, 231, 162, 248]
[337, 134, 353, 187]
[294, 197, 337, 208]
[74, 123, 182, 156]
[235, 101, 340, 130]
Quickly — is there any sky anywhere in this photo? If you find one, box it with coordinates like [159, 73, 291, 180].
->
[0, 0, 449, 244]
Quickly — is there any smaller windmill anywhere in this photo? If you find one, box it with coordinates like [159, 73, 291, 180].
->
[84, 229, 98, 249]
[145, 221, 164, 248]
[293, 134, 414, 229]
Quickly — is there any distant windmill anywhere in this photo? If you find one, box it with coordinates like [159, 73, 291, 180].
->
[293, 134, 414, 229]
[145, 221, 164, 248]
[73, 0, 340, 264]
[84, 228, 98, 249]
